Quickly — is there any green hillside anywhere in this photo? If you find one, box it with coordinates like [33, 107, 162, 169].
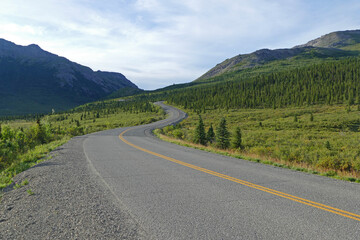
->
[127, 30, 360, 182]
[195, 30, 360, 83]
[129, 57, 360, 112]
[195, 47, 359, 82]
[166, 58, 360, 110]
[143, 57, 360, 181]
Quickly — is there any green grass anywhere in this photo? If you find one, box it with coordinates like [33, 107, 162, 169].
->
[26, 189, 34, 195]
[158, 104, 360, 182]
[3, 120, 34, 130]
[341, 43, 360, 51]
[0, 100, 165, 189]
[47, 110, 164, 135]
[13, 179, 29, 189]
[0, 137, 69, 189]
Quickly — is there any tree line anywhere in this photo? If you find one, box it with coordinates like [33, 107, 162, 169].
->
[164, 57, 360, 110]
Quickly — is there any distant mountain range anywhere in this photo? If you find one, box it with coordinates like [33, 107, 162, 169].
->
[2, 29, 360, 116]
[197, 30, 360, 81]
[0, 39, 138, 116]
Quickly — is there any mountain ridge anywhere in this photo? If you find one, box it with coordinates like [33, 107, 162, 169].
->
[294, 29, 360, 48]
[196, 30, 360, 81]
[0, 39, 138, 116]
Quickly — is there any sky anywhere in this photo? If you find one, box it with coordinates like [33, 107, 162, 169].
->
[0, 0, 359, 90]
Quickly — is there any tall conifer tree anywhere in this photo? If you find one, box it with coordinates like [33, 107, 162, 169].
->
[194, 115, 207, 145]
[207, 124, 215, 143]
[232, 126, 243, 149]
[216, 117, 230, 149]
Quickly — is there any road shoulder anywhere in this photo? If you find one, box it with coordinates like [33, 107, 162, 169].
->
[0, 135, 147, 239]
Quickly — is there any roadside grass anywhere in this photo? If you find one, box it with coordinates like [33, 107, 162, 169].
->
[26, 189, 34, 195]
[47, 110, 164, 135]
[0, 137, 69, 189]
[13, 179, 29, 190]
[0, 101, 165, 190]
[155, 104, 360, 183]
[4, 120, 34, 130]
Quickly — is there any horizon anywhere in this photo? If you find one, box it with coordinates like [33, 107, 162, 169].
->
[1, 0, 360, 90]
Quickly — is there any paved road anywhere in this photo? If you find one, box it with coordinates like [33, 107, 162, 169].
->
[84, 102, 360, 239]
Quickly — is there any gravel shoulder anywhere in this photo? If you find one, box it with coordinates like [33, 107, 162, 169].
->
[0, 135, 147, 240]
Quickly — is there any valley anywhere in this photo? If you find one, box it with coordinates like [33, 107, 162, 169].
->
[2, 103, 360, 239]
[1, 29, 360, 239]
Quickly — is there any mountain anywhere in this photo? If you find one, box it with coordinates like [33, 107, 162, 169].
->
[197, 47, 309, 80]
[295, 30, 360, 48]
[196, 30, 360, 82]
[135, 29, 360, 111]
[0, 39, 138, 116]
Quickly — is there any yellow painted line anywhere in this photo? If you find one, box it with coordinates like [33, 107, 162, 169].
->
[119, 128, 360, 222]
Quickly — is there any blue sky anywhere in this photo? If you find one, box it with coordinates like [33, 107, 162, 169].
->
[1, 0, 359, 90]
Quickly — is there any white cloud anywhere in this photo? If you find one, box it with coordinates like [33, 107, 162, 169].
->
[0, 23, 45, 40]
[0, 0, 359, 90]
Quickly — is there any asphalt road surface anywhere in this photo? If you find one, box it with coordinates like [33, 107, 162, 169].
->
[83, 102, 360, 239]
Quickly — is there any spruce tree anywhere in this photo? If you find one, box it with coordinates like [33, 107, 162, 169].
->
[232, 126, 242, 149]
[216, 117, 230, 149]
[194, 115, 207, 145]
[207, 124, 215, 143]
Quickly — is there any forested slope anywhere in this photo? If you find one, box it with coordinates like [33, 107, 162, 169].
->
[166, 58, 360, 110]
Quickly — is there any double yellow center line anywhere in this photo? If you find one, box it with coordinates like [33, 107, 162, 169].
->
[119, 129, 360, 222]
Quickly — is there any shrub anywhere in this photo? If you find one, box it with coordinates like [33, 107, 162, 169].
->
[68, 127, 84, 136]
[173, 129, 184, 139]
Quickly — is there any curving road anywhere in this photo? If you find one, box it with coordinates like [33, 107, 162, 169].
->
[83, 102, 360, 239]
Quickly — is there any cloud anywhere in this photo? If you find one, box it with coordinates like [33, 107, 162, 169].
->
[0, 0, 359, 89]
[0, 23, 45, 37]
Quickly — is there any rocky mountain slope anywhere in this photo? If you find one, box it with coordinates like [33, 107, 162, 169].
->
[196, 30, 360, 81]
[295, 30, 360, 48]
[0, 39, 138, 116]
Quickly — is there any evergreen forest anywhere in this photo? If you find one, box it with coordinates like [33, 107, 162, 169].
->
[165, 58, 360, 110]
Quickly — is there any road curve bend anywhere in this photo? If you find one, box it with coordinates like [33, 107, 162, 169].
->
[83, 102, 360, 239]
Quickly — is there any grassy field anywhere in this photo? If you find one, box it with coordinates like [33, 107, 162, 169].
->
[157, 104, 360, 182]
[0, 100, 165, 189]
[47, 107, 165, 136]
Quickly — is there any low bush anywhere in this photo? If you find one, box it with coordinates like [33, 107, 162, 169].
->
[0, 101, 165, 189]
[157, 104, 360, 180]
